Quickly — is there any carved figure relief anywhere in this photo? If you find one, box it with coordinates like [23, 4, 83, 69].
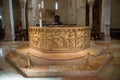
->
[29, 27, 91, 53]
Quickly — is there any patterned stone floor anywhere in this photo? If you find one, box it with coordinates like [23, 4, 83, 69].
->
[0, 40, 120, 80]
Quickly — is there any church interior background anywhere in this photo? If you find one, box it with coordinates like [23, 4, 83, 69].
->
[0, 0, 120, 80]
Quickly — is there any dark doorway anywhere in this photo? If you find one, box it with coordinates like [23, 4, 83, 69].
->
[86, 0, 102, 40]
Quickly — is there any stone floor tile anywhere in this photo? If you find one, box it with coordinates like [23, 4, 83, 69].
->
[98, 65, 118, 80]
[111, 68, 120, 80]
[0, 40, 120, 80]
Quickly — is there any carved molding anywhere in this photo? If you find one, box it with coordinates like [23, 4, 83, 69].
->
[19, 0, 26, 9]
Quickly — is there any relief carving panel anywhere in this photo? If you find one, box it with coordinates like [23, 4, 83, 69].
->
[29, 27, 91, 53]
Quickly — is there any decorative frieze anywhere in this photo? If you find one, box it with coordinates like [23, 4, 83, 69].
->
[29, 26, 91, 53]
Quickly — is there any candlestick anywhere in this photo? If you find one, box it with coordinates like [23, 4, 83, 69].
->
[38, 4, 41, 10]
[39, 12, 42, 27]
[38, 3, 43, 27]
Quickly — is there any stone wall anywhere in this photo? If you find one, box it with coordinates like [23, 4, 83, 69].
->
[43, 0, 69, 24]
[54, 0, 69, 24]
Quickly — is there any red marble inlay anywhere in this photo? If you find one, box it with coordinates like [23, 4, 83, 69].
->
[63, 76, 102, 80]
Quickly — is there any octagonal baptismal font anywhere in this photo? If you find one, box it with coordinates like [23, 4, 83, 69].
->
[6, 26, 112, 77]
[29, 27, 91, 53]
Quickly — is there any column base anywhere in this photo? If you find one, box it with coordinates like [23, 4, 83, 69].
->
[4, 35, 13, 41]
[105, 36, 111, 41]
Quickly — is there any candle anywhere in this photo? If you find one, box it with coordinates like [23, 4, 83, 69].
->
[55, 2, 58, 10]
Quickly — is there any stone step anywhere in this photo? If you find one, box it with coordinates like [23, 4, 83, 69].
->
[6, 50, 112, 77]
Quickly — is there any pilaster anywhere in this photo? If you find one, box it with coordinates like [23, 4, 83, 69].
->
[3, 0, 15, 41]
[76, 0, 86, 26]
[19, 0, 26, 29]
[87, 0, 95, 28]
[101, 0, 111, 41]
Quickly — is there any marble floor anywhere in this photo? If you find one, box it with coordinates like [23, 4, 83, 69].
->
[0, 40, 120, 80]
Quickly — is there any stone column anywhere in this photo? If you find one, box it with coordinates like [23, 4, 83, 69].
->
[28, 0, 34, 26]
[3, 0, 15, 41]
[76, 0, 86, 26]
[87, 0, 95, 28]
[101, 0, 111, 41]
[19, 0, 26, 29]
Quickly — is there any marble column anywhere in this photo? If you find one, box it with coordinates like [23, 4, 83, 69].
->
[19, 0, 26, 29]
[28, 0, 34, 26]
[76, 0, 86, 26]
[101, 0, 111, 41]
[3, 0, 15, 41]
[87, 0, 95, 28]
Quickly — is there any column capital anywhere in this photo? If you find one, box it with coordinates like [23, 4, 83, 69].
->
[19, 0, 26, 3]
[87, 0, 95, 6]
[19, 0, 26, 8]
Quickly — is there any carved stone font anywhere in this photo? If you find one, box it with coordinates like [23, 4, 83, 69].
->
[29, 26, 91, 53]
